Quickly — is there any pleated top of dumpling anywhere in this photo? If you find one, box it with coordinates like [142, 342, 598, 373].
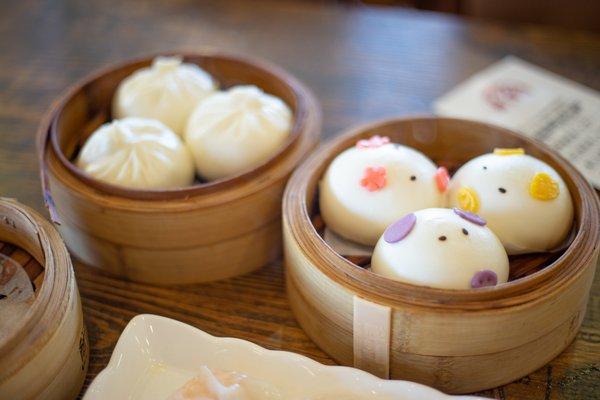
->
[77, 117, 195, 189]
[113, 56, 217, 136]
[184, 85, 292, 180]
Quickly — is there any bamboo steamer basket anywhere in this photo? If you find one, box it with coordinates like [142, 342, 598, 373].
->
[283, 117, 600, 394]
[0, 198, 87, 399]
[39, 52, 321, 284]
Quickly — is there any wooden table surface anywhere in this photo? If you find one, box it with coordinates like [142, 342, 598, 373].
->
[1, 0, 599, 398]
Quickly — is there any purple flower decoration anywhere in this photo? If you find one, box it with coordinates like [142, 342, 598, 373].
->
[384, 213, 416, 243]
[471, 270, 498, 288]
[453, 208, 486, 226]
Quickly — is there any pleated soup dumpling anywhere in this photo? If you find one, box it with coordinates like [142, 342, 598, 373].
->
[371, 208, 509, 290]
[448, 148, 574, 255]
[319, 136, 449, 246]
[77, 117, 195, 189]
[185, 85, 293, 180]
[113, 56, 217, 136]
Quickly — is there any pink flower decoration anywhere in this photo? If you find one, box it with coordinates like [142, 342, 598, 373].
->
[360, 166, 387, 191]
[356, 135, 390, 149]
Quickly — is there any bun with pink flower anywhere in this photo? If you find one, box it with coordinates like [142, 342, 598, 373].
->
[319, 136, 446, 245]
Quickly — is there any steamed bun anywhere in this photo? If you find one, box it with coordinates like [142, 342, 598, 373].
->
[319, 137, 448, 246]
[371, 208, 509, 289]
[113, 56, 217, 136]
[185, 85, 292, 180]
[448, 148, 573, 254]
[77, 117, 195, 189]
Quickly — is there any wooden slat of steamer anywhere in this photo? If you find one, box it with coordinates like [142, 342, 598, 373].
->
[0, 242, 16, 256]
[0, 241, 45, 294]
[287, 269, 586, 393]
[55, 216, 283, 284]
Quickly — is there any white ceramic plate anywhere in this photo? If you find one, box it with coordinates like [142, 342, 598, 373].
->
[84, 314, 487, 400]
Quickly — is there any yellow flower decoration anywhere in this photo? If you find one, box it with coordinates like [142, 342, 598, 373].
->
[493, 148, 525, 156]
[529, 172, 559, 200]
[457, 186, 480, 213]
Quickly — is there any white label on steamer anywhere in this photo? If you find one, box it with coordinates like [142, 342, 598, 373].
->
[353, 295, 391, 379]
[434, 56, 600, 188]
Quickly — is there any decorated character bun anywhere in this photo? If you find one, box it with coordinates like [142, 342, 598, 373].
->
[371, 208, 509, 289]
[319, 136, 448, 246]
[448, 148, 574, 255]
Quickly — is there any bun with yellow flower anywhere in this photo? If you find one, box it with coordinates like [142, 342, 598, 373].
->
[447, 148, 573, 255]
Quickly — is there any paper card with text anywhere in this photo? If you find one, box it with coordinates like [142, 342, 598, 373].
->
[434, 56, 600, 188]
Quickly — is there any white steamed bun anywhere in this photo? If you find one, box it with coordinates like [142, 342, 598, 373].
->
[113, 56, 217, 136]
[77, 117, 195, 189]
[185, 85, 292, 180]
[319, 136, 449, 246]
[371, 208, 509, 290]
[447, 148, 573, 255]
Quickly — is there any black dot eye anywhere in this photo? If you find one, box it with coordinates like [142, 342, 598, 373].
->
[410, 175, 417, 181]
[483, 166, 488, 170]
[438, 235, 447, 241]
[498, 187, 507, 193]
[462, 228, 469, 235]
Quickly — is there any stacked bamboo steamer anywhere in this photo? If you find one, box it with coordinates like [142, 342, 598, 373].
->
[39, 52, 321, 284]
[283, 117, 600, 394]
[0, 198, 87, 400]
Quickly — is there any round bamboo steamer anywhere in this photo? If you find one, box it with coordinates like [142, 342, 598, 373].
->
[38, 52, 321, 284]
[0, 198, 87, 400]
[283, 117, 600, 394]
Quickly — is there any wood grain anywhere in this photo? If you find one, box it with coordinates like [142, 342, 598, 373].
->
[0, 0, 598, 398]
